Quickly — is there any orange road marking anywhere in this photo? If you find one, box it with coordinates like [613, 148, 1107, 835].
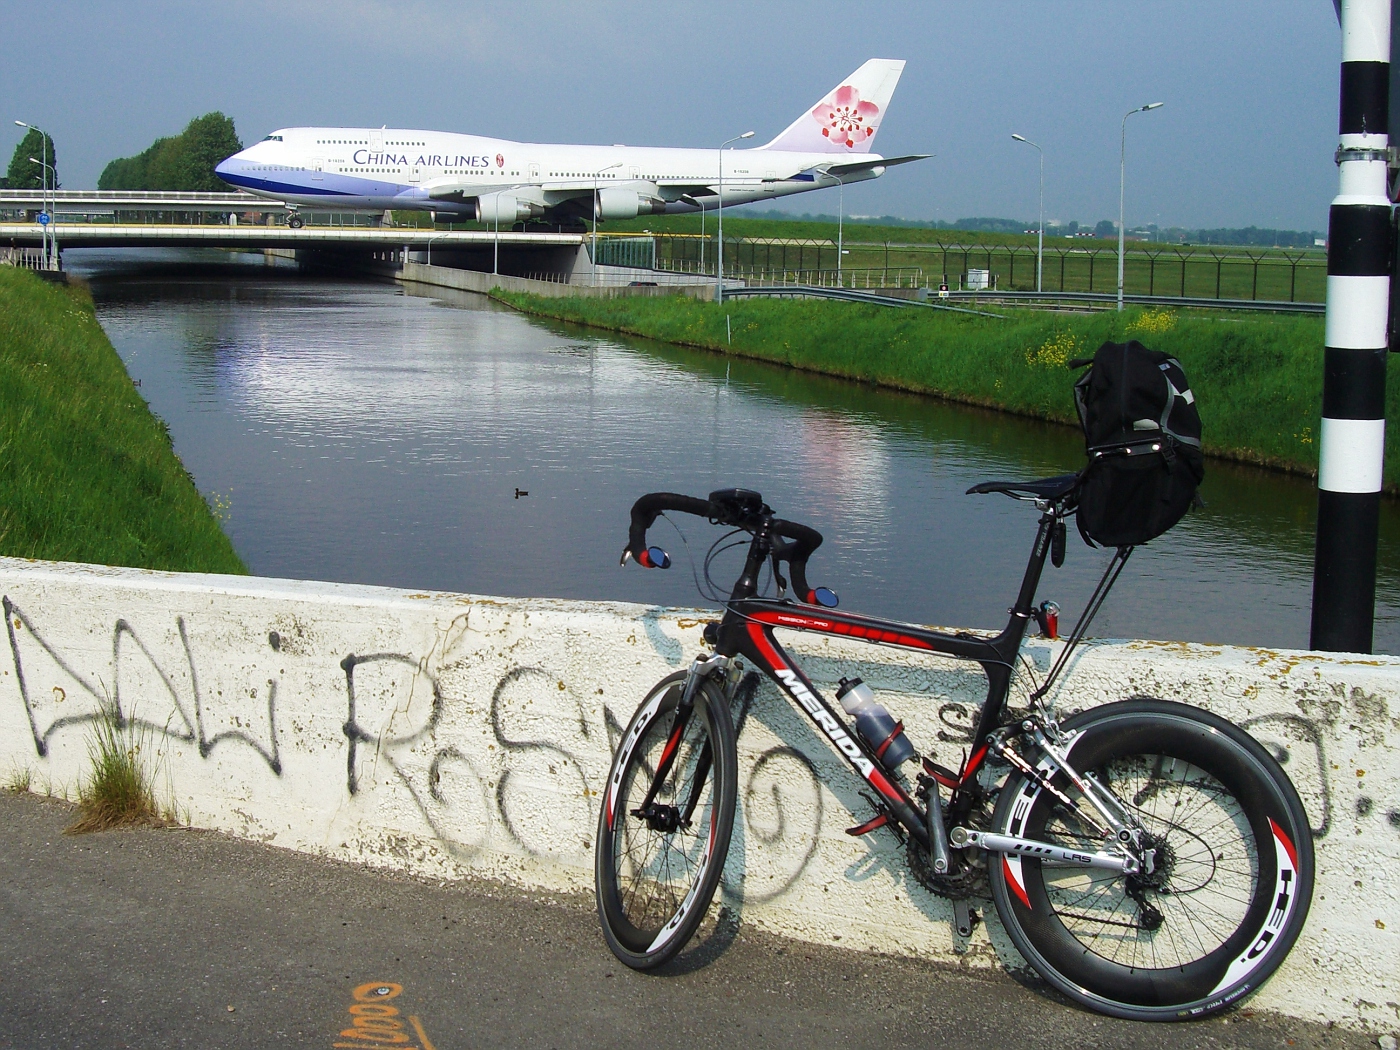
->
[336, 981, 435, 1050]
[409, 1016, 438, 1050]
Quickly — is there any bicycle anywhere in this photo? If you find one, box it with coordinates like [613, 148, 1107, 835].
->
[594, 480, 1313, 1021]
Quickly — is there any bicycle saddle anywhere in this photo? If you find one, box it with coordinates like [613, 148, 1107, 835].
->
[966, 473, 1080, 500]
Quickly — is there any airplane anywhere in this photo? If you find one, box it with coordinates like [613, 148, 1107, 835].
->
[214, 59, 926, 228]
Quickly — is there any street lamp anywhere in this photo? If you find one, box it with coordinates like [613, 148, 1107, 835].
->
[16, 120, 53, 269]
[1117, 102, 1163, 311]
[823, 168, 848, 287]
[592, 161, 623, 286]
[716, 130, 754, 303]
[1011, 134, 1044, 293]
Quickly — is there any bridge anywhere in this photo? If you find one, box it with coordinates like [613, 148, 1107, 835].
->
[0, 188, 289, 215]
[0, 223, 582, 251]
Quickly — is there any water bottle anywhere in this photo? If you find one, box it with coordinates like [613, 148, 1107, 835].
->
[835, 677, 915, 769]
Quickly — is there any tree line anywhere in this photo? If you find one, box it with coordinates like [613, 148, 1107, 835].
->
[3, 128, 57, 190]
[97, 113, 242, 192]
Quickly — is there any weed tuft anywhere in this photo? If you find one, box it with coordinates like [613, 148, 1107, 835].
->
[66, 708, 163, 834]
[5, 766, 32, 794]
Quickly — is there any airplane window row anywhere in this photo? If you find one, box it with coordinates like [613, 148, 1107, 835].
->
[549, 172, 618, 178]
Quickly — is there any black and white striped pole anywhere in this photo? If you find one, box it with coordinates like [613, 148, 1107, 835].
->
[1311, 0, 1392, 653]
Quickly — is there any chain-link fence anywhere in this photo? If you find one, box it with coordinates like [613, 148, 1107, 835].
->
[634, 233, 1326, 304]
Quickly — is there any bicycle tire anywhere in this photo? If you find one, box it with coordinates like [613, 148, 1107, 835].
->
[989, 698, 1313, 1021]
[595, 670, 738, 969]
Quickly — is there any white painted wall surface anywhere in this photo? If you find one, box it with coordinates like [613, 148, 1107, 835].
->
[0, 557, 1395, 1030]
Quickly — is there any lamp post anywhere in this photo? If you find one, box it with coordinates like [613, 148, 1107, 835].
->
[1117, 102, 1163, 311]
[716, 130, 754, 303]
[28, 156, 57, 270]
[1011, 134, 1044, 293]
[15, 120, 52, 269]
[592, 161, 622, 286]
[827, 169, 847, 287]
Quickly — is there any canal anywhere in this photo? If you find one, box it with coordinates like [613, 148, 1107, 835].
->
[70, 250, 1400, 653]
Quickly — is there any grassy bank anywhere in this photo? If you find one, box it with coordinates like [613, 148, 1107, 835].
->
[0, 268, 246, 572]
[493, 291, 1389, 485]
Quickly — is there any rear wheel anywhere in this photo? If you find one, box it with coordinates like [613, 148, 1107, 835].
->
[595, 671, 738, 969]
[989, 698, 1313, 1021]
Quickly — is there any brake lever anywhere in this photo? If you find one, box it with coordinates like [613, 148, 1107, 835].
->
[769, 551, 788, 597]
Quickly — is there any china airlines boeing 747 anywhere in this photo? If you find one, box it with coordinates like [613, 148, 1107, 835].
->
[215, 59, 925, 227]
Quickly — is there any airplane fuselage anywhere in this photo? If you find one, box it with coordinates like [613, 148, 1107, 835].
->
[216, 128, 884, 221]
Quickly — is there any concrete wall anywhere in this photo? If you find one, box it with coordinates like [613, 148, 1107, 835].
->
[397, 261, 717, 300]
[0, 556, 1396, 1031]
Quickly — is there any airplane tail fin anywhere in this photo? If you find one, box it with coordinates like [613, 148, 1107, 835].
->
[760, 58, 906, 154]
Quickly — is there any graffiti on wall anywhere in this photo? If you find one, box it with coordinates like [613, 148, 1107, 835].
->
[3, 592, 1398, 909]
[3, 597, 281, 773]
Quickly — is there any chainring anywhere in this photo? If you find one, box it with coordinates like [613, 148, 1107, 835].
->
[906, 797, 994, 900]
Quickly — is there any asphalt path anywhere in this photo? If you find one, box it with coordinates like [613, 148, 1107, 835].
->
[0, 792, 1367, 1050]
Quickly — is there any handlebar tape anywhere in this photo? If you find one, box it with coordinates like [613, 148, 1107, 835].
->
[768, 518, 823, 603]
[625, 493, 716, 565]
[623, 492, 825, 603]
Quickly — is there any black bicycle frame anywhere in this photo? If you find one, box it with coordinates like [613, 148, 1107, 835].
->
[710, 506, 1064, 850]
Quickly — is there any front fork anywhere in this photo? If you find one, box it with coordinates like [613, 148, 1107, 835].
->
[637, 652, 735, 819]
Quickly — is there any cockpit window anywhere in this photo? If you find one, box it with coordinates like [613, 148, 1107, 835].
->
[262, 134, 284, 142]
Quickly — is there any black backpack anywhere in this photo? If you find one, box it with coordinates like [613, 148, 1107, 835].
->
[1071, 339, 1204, 548]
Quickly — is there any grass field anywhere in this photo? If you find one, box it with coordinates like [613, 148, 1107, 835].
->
[0, 268, 246, 573]
[493, 291, 1395, 486]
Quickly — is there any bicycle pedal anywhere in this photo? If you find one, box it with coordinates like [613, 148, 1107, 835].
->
[952, 898, 978, 939]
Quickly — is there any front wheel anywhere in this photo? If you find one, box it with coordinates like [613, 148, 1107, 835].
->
[595, 670, 738, 969]
[989, 698, 1313, 1021]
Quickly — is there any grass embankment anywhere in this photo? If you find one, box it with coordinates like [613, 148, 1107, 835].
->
[0, 268, 245, 572]
[494, 292, 1390, 485]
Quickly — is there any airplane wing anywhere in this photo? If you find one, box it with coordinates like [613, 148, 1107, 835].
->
[815, 153, 931, 178]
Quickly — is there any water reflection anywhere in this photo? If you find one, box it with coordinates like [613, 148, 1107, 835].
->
[69, 250, 1400, 652]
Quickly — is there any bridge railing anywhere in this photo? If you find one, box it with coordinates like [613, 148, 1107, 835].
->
[0, 247, 47, 270]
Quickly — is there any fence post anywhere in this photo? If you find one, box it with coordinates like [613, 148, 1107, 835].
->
[1311, 0, 1390, 653]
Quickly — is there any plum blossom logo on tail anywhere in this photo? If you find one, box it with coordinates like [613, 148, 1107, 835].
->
[812, 85, 880, 148]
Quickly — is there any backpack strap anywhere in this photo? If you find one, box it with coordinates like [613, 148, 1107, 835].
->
[1158, 359, 1202, 448]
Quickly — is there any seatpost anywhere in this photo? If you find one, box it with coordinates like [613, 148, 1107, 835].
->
[1011, 510, 1058, 622]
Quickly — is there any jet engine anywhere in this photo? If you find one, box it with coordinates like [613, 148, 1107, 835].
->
[476, 192, 542, 223]
[594, 187, 665, 221]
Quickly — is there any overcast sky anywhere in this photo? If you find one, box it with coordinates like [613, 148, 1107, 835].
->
[0, 0, 1340, 230]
